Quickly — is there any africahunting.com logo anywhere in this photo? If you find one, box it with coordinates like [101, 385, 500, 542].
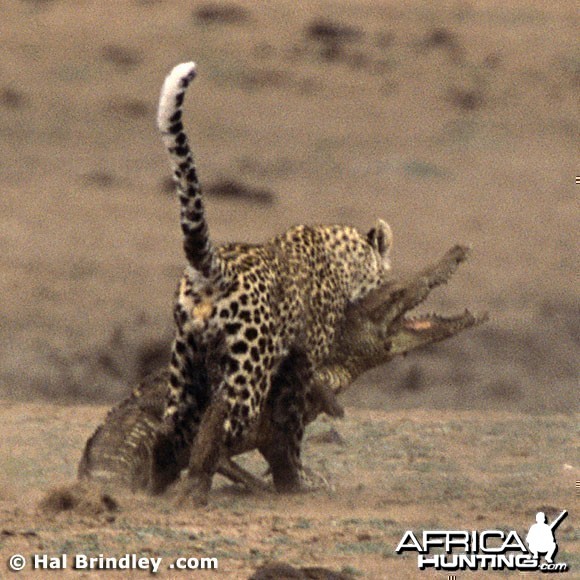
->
[396, 510, 569, 573]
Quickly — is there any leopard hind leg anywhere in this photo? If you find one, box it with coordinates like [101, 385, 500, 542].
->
[181, 351, 274, 505]
[258, 350, 314, 493]
[180, 391, 228, 506]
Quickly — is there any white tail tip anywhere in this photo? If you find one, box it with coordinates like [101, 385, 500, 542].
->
[158, 61, 197, 131]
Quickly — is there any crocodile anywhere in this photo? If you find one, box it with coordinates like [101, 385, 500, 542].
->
[78, 245, 487, 494]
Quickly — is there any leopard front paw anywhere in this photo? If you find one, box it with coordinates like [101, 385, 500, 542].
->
[178, 473, 212, 507]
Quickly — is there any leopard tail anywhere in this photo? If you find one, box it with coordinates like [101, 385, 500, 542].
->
[158, 62, 220, 281]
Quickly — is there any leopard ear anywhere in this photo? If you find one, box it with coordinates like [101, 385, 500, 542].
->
[367, 219, 393, 259]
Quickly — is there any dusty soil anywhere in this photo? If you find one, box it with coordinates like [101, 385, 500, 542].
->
[0, 0, 578, 578]
[0, 404, 577, 578]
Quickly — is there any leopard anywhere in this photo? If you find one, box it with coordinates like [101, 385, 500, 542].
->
[157, 62, 393, 504]
[78, 243, 487, 496]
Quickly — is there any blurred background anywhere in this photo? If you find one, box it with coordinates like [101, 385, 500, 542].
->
[0, 0, 577, 413]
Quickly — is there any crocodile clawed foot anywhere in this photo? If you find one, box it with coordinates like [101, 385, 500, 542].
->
[298, 466, 333, 493]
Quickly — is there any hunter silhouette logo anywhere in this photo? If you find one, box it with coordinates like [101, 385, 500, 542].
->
[526, 510, 568, 564]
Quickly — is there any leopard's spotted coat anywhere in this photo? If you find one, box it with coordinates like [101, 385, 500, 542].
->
[158, 62, 392, 499]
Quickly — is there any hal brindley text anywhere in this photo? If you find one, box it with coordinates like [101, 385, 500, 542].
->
[33, 553, 218, 573]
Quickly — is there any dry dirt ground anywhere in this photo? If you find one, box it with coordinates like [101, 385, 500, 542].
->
[0, 0, 578, 578]
[0, 405, 577, 578]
